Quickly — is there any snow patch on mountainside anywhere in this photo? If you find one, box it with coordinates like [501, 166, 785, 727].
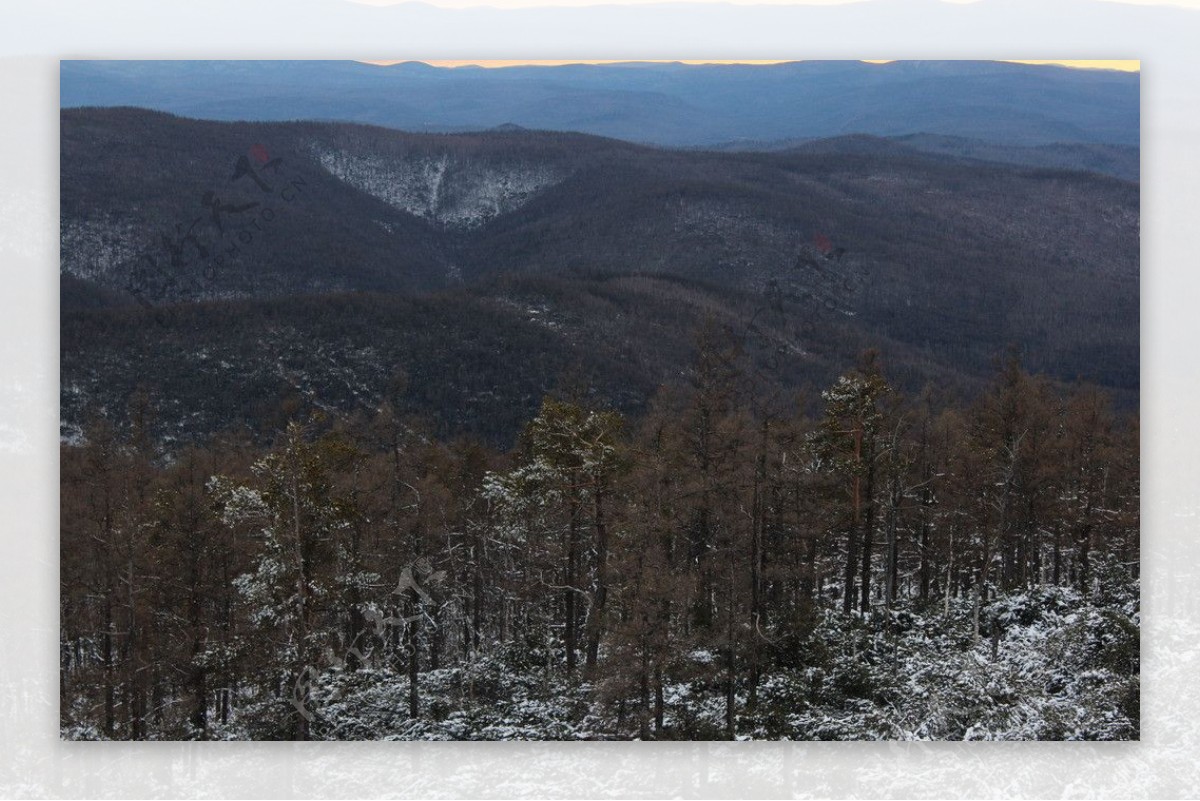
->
[310, 144, 565, 228]
[60, 216, 143, 281]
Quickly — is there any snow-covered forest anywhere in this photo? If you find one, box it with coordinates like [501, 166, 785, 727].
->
[59, 331, 1139, 740]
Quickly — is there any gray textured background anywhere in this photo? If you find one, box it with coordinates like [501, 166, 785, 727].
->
[1, 0, 1195, 796]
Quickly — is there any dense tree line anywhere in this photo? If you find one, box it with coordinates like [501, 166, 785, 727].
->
[60, 331, 1139, 740]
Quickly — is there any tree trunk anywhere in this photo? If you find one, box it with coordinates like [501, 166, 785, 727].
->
[724, 562, 736, 740]
[103, 599, 115, 737]
[859, 456, 877, 613]
[843, 426, 862, 614]
[585, 480, 609, 670]
[654, 666, 665, 735]
[638, 639, 651, 740]
[918, 513, 930, 602]
[565, 470, 579, 675]
[407, 600, 420, 719]
[884, 475, 900, 609]
[748, 420, 766, 709]
[1052, 522, 1062, 585]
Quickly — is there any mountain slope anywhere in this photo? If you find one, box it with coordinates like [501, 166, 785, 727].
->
[60, 108, 1139, 446]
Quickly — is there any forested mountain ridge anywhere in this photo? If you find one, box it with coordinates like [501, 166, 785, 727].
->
[61, 108, 1139, 447]
[708, 133, 1139, 181]
[62, 107, 1139, 307]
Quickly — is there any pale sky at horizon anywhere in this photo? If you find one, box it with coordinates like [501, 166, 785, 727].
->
[348, 0, 1196, 12]
[364, 59, 1141, 71]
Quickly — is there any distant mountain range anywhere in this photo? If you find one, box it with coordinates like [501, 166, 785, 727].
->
[60, 108, 1138, 447]
[60, 60, 1139, 150]
[709, 133, 1138, 182]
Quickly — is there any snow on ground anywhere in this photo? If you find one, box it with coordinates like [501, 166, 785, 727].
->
[311, 144, 564, 228]
[80, 574, 1138, 741]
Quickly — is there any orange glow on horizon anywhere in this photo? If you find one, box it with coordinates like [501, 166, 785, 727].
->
[362, 59, 1140, 72]
[1008, 60, 1139, 72]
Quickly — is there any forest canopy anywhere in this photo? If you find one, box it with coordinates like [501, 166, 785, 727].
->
[60, 334, 1139, 741]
